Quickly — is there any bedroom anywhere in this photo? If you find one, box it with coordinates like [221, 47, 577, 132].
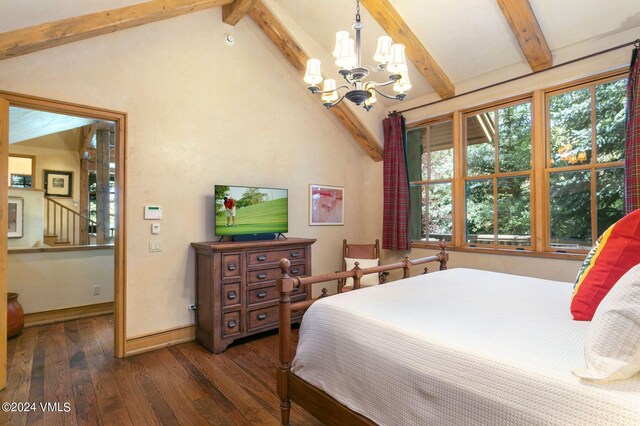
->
[0, 0, 639, 424]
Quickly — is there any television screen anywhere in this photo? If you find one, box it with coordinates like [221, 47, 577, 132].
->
[214, 185, 288, 236]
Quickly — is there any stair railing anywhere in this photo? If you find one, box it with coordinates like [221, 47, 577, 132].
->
[45, 197, 98, 246]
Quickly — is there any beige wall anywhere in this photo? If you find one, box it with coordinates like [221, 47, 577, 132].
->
[7, 248, 114, 314]
[7, 188, 44, 249]
[0, 8, 383, 338]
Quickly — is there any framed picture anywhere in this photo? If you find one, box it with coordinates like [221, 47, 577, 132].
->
[44, 170, 73, 197]
[8, 197, 24, 239]
[310, 184, 344, 226]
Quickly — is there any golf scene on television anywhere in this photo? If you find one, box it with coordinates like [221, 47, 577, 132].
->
[215, 185, 288, 235]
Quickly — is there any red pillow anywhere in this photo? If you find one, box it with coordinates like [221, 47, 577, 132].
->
[571, 209, 640, 321]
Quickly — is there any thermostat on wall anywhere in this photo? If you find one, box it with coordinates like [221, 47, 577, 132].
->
[144, 205, 162, 220]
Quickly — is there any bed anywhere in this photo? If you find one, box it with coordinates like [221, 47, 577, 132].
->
[274, 249, 640, 425]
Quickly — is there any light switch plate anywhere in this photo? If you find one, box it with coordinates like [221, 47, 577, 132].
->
[151, 223, 160, 234]
[149, 240, 162, 252]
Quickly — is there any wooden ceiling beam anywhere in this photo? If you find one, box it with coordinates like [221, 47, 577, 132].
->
[0, 0, 234, 61]
[222, 0, 258, 26]
[248, 1, 383, 161]
[360, 0, 455, 99]
[496, 0, 552, 71]
[79, 123, 97, 158]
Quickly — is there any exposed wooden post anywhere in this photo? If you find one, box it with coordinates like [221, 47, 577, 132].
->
[276, 258, 294, 426]
[402, 254, 411, 279]
[79, 158, 89, 244]
[96, 129, 111, 244]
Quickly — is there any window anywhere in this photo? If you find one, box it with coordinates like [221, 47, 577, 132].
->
[546, 77, 626, 251]
[407, 119, 454, 242]
[408, 69, 627, 256]
[464, 99, 532, 247]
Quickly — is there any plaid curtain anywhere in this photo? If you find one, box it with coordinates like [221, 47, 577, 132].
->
[383, 114, 411, 250]
[625, 45, 640, 213]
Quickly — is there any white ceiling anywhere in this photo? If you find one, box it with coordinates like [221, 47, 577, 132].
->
[9, 107, 94, 144]
[268, 0, 640, 108]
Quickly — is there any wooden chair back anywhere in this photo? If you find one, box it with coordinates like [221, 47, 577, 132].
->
[339, 239, 385, 293]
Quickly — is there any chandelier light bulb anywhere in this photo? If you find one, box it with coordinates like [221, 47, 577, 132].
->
[393, 72, 412, 93]
[335, 37, 357, 69]
[374, 36, 393, 64]
[304, 58, 323, 85]
[333, 31, 350, 58]
[388, 43, 408, 73]
[321, 79, 339, 103]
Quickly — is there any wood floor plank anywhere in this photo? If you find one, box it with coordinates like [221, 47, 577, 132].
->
[76, 317, 133, 426]
[0, 327, 38, 426]
[64, 320, 101, 425]
[43, 322, 77, 426]
[25, 325, 47, 426]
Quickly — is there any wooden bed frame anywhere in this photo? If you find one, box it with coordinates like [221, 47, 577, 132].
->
[275, 242, 449, 425]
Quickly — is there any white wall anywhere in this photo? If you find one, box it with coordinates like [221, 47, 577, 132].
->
[7, 248, 114, 313]
[7, 188, 44, 249]
[0, 7, 383, 338]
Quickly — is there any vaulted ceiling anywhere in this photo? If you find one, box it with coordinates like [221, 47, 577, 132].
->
[0, 0, 638, 160]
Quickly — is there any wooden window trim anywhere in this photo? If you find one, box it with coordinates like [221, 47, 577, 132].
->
[543, 70, 628, 252]
[409, 69, 628, 260]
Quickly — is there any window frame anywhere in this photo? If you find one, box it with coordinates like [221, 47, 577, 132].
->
[543, 72, 626, 253]
[407, 114, 455, 245]
[462, 95, 534, 250]
[408, 68, 628, 259]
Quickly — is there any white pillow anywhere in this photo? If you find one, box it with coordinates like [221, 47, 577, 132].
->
[343, 258, 380, 288]
[573, 263, 640, 381]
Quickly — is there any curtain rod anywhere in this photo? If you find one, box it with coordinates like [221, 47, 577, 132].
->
[396, 38, 640, 115]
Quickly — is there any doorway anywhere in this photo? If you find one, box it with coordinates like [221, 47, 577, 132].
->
[0, 91, 127, 390]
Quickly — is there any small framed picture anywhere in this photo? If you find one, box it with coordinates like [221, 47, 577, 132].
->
[309, 184, 344, 226]
[44, 170, 73, 197]
[8, 197, 24, 239]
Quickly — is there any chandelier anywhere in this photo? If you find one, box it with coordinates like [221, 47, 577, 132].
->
[303, 0, 411, 111]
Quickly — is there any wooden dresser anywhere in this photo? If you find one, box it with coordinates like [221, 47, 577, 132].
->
[191, 238, 315, 353]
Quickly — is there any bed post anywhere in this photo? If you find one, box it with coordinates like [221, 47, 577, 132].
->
[402, 255, 411, 278]
[277, 259, 295, 425]
[439, 241, 449, 270]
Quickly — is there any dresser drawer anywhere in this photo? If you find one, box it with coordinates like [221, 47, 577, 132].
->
[247, 283, 305, 306]
[248, 264, 306, 286]
[221, 254, 241, 279]
[247, 306, 278, 331]
[247, 247, 306, 266]
[222, 311, 241, 337]
[222, 282, 241, 308]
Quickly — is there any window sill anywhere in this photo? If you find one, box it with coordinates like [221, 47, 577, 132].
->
[411, 241, 586, 261]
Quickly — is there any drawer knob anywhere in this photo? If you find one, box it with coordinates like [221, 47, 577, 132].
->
[227, 291, 236, 300]
[257, 273, 267, 279]
[291, 268, 299, 275]
[257, 313, 267, 321]
[290, 252, 300, 258]
[257, 292, 267, 298]
[257, 255, 267, 261]
[227, 263, 236, 271]
[227, 320, 237, 328]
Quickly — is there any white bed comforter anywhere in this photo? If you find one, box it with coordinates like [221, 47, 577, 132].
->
[292, 268, 640, 425]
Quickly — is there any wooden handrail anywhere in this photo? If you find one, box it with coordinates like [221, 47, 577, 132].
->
[275, 242, 448, 424]
[45, 197, 99, 246]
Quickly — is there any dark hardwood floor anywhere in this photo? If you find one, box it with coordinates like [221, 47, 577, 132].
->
[0, 315, 322, 425]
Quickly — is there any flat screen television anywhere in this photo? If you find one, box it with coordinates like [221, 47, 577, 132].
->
[214, 185, 288, 236]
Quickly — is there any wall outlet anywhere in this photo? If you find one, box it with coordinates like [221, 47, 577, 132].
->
[93, 285, 101, 296]
[188, 304, 196, 311]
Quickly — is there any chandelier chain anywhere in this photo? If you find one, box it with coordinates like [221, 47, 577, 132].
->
[356, 0, 361, 23]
